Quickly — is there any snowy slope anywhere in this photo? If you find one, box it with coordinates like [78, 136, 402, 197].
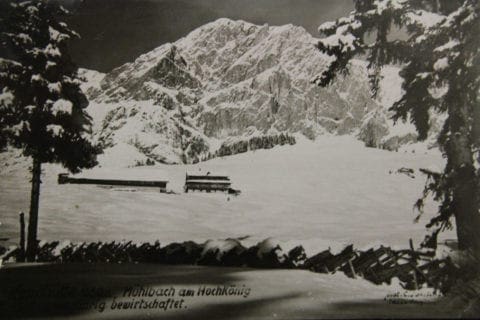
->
[82, 18, 421, 167]
[0, 136, 451, 254]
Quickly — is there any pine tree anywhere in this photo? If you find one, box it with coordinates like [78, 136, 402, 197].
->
[0, 1, 98, 261]
[314, 0, 479, 251]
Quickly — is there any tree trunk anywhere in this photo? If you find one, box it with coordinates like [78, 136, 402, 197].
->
[19, 212, 26, 262]
[451, 165, 480, 251]
[446, 102, 480, 252]
[26, 157, 42, 262]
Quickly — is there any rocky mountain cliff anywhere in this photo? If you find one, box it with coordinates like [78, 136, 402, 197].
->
[81, 18, 420, 167]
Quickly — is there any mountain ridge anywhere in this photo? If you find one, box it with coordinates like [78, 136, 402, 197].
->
[80, 18, 420, 167]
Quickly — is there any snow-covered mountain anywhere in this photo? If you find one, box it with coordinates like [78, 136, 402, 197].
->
[81, 18, 420, 167]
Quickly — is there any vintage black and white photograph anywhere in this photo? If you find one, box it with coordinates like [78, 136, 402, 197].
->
[0, 0, 479, 319]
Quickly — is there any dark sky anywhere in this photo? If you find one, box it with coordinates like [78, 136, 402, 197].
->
[62, 0, 354, 72]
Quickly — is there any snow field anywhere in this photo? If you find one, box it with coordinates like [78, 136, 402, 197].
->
[0, 136, 451, 256]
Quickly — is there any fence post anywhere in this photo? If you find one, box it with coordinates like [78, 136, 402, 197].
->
[19, 212, 26, 262]
[409, 238, 419, 290]
[348, 257, 357, 278]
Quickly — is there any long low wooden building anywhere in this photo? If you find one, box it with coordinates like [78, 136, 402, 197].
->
[58, 173, 168, 192]
[184, 174, 231, 193]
